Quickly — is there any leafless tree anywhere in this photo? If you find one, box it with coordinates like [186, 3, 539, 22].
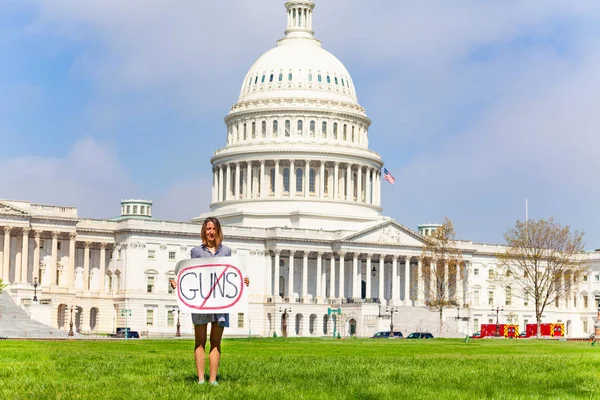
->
[494, 218, 585, 337]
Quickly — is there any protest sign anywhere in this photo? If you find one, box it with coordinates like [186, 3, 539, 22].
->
[175, 256, 248, 314]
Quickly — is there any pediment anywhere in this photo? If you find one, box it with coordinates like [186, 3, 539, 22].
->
[342, 221, 426, 246]
[0, 201, 29, 216]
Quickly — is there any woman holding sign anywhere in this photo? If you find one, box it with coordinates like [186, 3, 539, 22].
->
[173, 217, 249, 385]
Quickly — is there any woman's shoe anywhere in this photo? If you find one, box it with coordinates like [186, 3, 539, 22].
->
[209, 381, 219, 386]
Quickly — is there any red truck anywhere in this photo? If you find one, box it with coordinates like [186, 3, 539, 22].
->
[472, 324, 519, 338]
[524, 323, 564, 338]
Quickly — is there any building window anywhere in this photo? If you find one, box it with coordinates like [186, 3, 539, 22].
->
[473, 290, 480, 305]
[583, 295, 588, 308]
[474, 318, 479, 332]
[243, 123, 247, 140]
[252, 122, 256, 138]
[308, 72, 312, 82]
[297, 120, 303, 135]
[353, 172, 357, 198]
[148, 250, 156, 259]
[309, 169, 316, 193]
[322, 121, 327, 137]
[261, 75, 265, 83]
[333, 123, 338, 139]
[273, 120, 278, 136]
[524, 291, 529, 306]
[318, 74, 322, 82]
[583, 275, 588, 282]
[488, 291, 494, 306]
[238, 313, 244, 328]
[583, 319, 588, 334]
[269, 74, 273, 82]
[324, 170, 329, 194]
[133, 205, 138, 214]
[327, 75, 331, 84]
[270, 168, 275, 193]
[474, 268, 479, 276]
[505, 286, 512, 306]
[57, 242, 62, 251]
[167, 278, 174, 294]
[595, 275, 599, 282]
[167, 310, 175, 327]
[285, 120, 291, 137]
[146, 309, 154, 326]
[278, 73, 283, 82]
[169, 251, 176, 261]
[309, 120, 315, 137]
[288, 72, 292, 81]
[343, 124, 347, 141]
[147, 276, 155, 293]
[296, 168, 303, 193]
[488, 269, 494, 279]
[262, 121, 267, 137]
[39, 239, 45, 249]
[283, 168, 290, 193]
[351, 126, 355, 142]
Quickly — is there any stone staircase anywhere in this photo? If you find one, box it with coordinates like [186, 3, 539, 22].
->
[0, 291, 68, 338]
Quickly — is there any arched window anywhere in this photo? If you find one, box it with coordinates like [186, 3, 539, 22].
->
[248, 78, 252, 87]
[505, 286, 512, 306]
[261, 75, 265, 83]
[318, 74, 322, 83]
[335, 77, 339, 85]
[278, 73, 283, 82]
[283, 168, 290, 193]
[269, 74, 274, 82]
[343, 124, 347, 141]
[269, 168, 275, 194]
[308, 72, 313, 82]
[297, 120, 303, 135]
[344, 173, 348, 197]
[254, 76, 258, 84]
[333, 123, 338, 139]
[296, 168, 303, 193]
[322, 121, 327, 137]
[309, 168, 316, 193]
[341, 78, 345, 87]
[351, 126, 355, 142]
[309, 121, 315, 137]
[252, 122, 256, 138]
[327, 75, 331, 84]
[285, 120, 291, 137]
[324, 169, 329, 194]
[261, 121, 267, 137]
[273, 120, 278, 136]
[353, 172, 358, 198]
[243, 123, 247, 140]
[288, 72, 293, 81]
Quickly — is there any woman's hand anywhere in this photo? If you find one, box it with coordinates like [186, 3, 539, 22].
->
[244, 277, 250, 287]
[169, 278, 177, 290]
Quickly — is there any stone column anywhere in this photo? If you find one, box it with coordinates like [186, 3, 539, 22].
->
[365, 254, 372, 299]
[265, 251, 273, 297]
[32, 231, 41, 282]
[83, 242, 91, 293]
[274, 250, 281, 298]
[234, 162, 241, 200]
[357, 165, 362, 202]
[304, 160, 310, 198]
[225, 164, 232, 201]
[288, 250, 295, 298]
[334, 162, 339, 200]
[329, 254, 336, 300]
[375, 171, 381, 206]
[316, 252, 323, 300]
[260, 160, 266, 198]
[246, 161, 252, 199]
[19, 228, 30, 283]
[352, 253, 359, 298]
[99, 243, 107, 294]
[319, 161, 325, 199]
[379, 256, 385, 301]
[417, 258, 423, 305]
[218, 165, 224, 202]
[274, 160, 281, 197]
[2, 226, 12, 282]
[68, 233, 76, 289]
[346, 164, 352, 201]
[212, 168, 217, 203]
[391, 256, 399, 304]
[338, 252, 345, 300]
[302, 251, 308, 298]
[405, 256, 411, 305]
[50, 231, 59, 287]
[290, 160, 296, 198]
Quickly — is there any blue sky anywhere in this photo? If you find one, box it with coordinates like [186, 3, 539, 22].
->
[1, 0, 599, 249]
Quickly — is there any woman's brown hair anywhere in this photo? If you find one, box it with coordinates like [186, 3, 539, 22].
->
[201, 217, 223, 249]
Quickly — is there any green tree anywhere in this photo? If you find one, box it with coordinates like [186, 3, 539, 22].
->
[494, 219, 585, 337]
[420, 217, 464, 337]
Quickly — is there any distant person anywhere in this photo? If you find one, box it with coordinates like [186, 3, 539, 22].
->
[172, 217, 249, 385]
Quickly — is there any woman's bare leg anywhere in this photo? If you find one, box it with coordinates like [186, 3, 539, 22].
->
[208, 321, 224, 382]
[194, 324, 208, 382]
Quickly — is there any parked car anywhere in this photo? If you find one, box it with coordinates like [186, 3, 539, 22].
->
[405, 332, 434, 339]
[372, 331, 403, 339]
[111, 330, 139, 338]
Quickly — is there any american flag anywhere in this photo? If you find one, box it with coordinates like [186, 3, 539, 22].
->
[383, 168, 395, 184]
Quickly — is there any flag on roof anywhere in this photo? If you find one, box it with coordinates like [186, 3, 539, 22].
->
[383, 168, 395, 185]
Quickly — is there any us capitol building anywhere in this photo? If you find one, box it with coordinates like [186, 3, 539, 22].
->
[2, 1, 599, 338]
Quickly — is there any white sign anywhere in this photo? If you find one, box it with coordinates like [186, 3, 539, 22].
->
[175, 256, 248, 314]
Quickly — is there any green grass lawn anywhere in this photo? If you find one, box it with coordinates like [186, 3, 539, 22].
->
[1, 338, 599, 400]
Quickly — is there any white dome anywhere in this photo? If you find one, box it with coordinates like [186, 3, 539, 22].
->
[237, 2, 359, 106]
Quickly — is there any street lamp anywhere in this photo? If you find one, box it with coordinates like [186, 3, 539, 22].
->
[68, 305, 78, 337]
[492, 306, 504, 337]
[120, 307, 132, 340]
[386, 306, 399, 337]
[279, 307, 292, 338]
[172, 309, 181, 337]
[32, 277, 39, 302]
[327, 307, 342, 339]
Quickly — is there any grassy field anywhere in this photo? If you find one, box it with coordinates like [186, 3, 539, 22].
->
[1, 338, 599, 400]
